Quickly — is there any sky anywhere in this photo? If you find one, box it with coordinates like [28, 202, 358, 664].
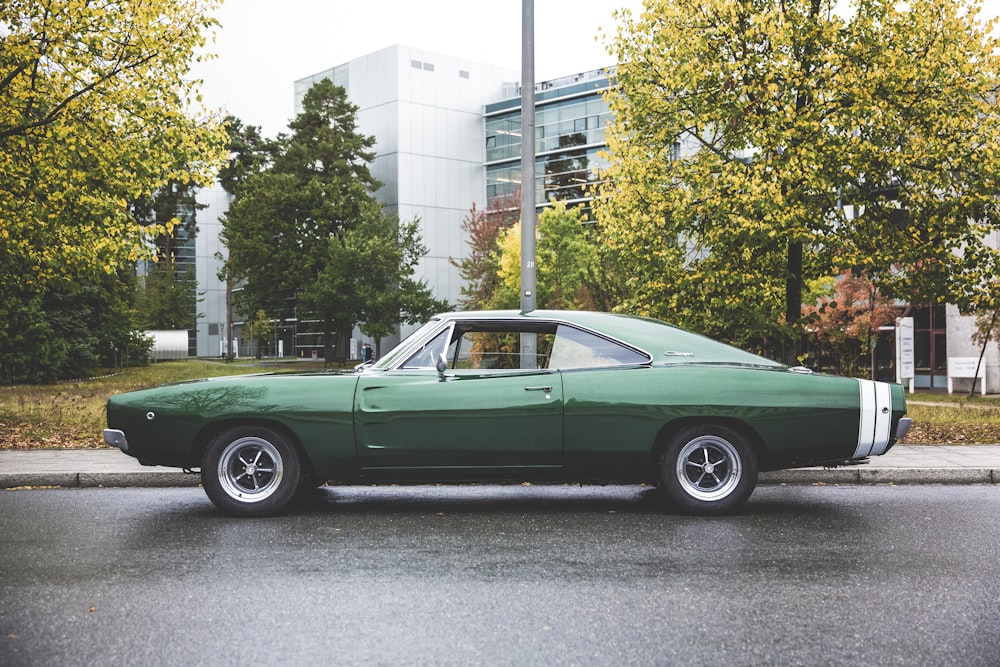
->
[190, 0, 645, 138]
[191, 0, 1000, 140]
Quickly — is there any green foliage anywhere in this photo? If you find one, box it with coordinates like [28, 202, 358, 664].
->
[489, 201, 603, 311]
[218, 115, 276, 196]
[0, 272, 150, 385]
[596, 0, 1000, 354]
[223, 81, 442, 361]
[135, 261, 199, 331]
[355, 216, 451, 352]
[0, 0, 226, 383]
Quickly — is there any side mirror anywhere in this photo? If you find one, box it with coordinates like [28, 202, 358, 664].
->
[436, 353, 449, 379]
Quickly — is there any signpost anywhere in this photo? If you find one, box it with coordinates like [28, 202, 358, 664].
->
[896, 316, 915, 393]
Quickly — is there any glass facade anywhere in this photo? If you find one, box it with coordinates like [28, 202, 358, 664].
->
[485, 72, 612, 215]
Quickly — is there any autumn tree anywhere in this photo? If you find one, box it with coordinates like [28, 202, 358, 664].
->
[596, 0, 1000, 360]
[245, 309, 271, 360]
[451, 191, 520, 310]
[801, 272, 898, 375]
[0, 0, 226, 382]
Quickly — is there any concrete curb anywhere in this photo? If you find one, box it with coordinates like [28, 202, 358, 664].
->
[759, 467, 999, 485]
[0, 471, 201, 489]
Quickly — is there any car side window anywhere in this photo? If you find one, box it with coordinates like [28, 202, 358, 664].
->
[401, 328, 451, 369]
[548, 324, 648, 369]
[452, 330, 553, 369]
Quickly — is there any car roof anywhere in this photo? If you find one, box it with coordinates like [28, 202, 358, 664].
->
[432, 310, 783, 367]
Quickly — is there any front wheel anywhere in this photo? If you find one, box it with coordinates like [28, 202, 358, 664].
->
[660, 425, 758, 515]
[202, 425, 302, 517]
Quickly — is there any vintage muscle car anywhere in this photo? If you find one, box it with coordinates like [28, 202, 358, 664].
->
[104, 310, 911, 516]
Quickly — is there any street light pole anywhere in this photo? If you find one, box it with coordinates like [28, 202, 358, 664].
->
[520, 0, 537, 367]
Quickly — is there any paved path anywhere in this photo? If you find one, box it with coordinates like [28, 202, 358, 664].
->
[1, 445, 999, 488]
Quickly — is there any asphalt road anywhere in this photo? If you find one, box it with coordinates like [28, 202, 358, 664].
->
[1, 484, 999, 666]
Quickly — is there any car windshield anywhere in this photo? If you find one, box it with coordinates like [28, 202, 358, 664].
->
[369, 319, 443, 370]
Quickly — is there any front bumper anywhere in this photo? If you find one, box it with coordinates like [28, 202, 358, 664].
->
[103, 429, 129, 452]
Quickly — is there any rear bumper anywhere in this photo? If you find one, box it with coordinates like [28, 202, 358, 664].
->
[896, 417, 913, 440]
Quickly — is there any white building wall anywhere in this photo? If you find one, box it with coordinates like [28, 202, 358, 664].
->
[194, 184, 232, 357]
[945, 223, 1000, 393]
[297, 46, 517, 312]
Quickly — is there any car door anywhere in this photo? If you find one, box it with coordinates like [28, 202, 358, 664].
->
[354, 368, 563, 470]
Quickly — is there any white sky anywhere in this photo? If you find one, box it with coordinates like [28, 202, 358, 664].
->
[191, 0, 1000, 139]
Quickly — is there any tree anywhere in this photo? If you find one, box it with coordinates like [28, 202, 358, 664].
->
[217, 115, 276, 197]
[801, 271, 898, 375]
[223, 80, 388, 361]
[0, 0, 226, 293]
[489, 201, 602, 311]
[216, 116, 275, 361]
[596, 0, 1000, 359]
[969, 297, 1000, 398]
[451, 192, 520, 310]
[0, 0, 225, 383]
[245, 309, 272, 360]
[356, 217, 450, 356]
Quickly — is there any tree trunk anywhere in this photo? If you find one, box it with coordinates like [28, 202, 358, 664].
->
[323, 318, 335, 364]
[785, 239, 803, 365]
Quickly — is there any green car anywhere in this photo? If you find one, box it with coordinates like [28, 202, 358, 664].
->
[104, 310, 911, 517]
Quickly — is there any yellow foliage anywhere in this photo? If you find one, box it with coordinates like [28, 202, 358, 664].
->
[0, 0, 228, 294]
[594, 0, 1000, 342]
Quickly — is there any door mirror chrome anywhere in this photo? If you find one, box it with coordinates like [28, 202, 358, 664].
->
[436, 353, 449, 379]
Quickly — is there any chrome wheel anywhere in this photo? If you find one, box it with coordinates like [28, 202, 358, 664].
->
[660, 425, 758, 515]
[675, 435, 742, 502]
[217, 436, 284, 503]
[202, 425, 302, 516]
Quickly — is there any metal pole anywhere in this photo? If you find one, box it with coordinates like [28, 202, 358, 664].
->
[520, 0, 537, 367]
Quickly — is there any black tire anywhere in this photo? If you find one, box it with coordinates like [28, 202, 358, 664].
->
[202, 425, 302, 517]
[659, 424, 758, 515]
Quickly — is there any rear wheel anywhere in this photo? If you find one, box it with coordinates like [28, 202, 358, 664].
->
[660, 424, 757, 515]
[202, 425, 301, 517]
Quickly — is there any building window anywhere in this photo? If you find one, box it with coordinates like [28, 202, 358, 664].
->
[668, 141, 681, 162]
[459, 70, 470, 79]
[411, 60, 422, 69]
[423, 62, 434, 71]
[486, 136, 496, 149]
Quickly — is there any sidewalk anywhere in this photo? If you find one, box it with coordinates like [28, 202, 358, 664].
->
[1, 445, 999, 489]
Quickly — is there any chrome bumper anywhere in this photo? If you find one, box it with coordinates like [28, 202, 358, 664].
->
[896, 417, 913, 440]
[103, 429, 129, 452]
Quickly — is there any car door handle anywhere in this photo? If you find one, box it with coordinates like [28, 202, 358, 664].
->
[524, 386, 552, 392]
